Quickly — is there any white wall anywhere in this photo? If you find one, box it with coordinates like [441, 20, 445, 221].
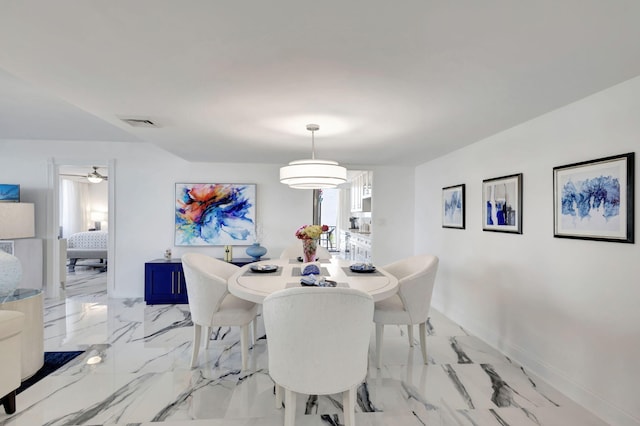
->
[110, 146, 314, 298]
[370, 165, 415, 264]
[415, 76, 640, 426]
[0, 140, 414, 298]
[0, 140, 310, 294]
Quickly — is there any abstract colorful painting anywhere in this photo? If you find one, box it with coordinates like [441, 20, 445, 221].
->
[554, 153, 634, 243]
[482, 173, 522, 234]
[442, 184, 465, 229]
[175, 183, 256, 246]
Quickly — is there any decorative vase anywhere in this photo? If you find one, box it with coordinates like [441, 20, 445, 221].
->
[302, 239, 317, 263]
[246, 242, 267, 261]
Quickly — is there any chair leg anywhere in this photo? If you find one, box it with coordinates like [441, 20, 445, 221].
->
[240, 323, 249, 370]
[375, 323, 384, 369]
[419, 322, 428, 364]
[1, 390, 17, 414]
[284, 388, 296, 426]
[275, 383, 283, 408]
[343, 386, 356, 426]
[204, 326, 211, 349]
[407, 324, 414, 347]
[190, 323, 202, 368]
[252, 316, 258, 345]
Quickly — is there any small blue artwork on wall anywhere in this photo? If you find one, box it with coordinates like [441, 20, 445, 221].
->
[0, 184, 20, 202]
[442, 184, 465, 229]
[554, 153, 634, 243]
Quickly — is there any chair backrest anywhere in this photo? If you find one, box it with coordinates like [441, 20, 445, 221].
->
[383, 255, 439, 324]
[278, 243, 331, 259]
[181, 253, 240, 326]
[263, 287, 374, 396]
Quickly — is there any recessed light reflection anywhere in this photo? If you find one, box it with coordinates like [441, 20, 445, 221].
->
[86, 355, 102, 365]
[262, 115, 355, 137]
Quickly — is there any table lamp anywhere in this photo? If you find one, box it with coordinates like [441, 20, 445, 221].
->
[0, 203, 35, 294]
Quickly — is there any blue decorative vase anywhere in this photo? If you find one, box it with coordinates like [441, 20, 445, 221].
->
[246, 243, 267, 260]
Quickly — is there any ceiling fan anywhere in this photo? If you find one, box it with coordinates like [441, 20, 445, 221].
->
[60, 166, 108, 183]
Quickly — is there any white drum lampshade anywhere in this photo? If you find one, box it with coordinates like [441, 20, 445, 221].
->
[279, 159, 347, 189]
[280, 124, 347, 189]
[0, 203, 35, 294]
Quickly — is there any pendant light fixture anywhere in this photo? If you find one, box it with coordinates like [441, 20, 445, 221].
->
[280, 124, 347, 189]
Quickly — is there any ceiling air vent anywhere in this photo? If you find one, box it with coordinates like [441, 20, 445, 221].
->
[119, 117, 160, 128]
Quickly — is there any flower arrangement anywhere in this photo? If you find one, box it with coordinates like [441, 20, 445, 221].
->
[296, 224, 329, 262]
[295, 224, 329, 240]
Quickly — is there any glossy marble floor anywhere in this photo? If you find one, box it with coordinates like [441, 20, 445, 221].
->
[0, 268, 607, 426]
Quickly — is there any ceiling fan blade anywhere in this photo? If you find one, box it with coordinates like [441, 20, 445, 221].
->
[60, 166, 108, 182]
[87, 166, 108, 182]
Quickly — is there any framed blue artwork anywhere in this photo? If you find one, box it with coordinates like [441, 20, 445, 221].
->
[0, 184, 20, 202]
[483, 173, 523, 234]
[553, 152, 634, 243]
[175, 183, 256, 246]
[442, 184, 465, 229]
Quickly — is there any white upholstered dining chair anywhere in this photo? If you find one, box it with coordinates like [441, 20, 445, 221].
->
[279, 243, 331, 260]
[263, 287, 374, 426]
[373, 254, 439, 368]
[181, 253, 259, 370]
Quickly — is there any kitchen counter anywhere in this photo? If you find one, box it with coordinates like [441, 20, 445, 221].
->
[347, 229, 372, 236]
[343, 230, 372, 262]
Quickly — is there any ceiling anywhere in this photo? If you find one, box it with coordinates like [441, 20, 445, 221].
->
[1, 1, 640, 166]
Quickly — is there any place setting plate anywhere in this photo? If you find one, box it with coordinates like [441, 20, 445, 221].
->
[299, 275, 338, 287]
[249, 264, 279, 273]
[349, 263, 377, 273]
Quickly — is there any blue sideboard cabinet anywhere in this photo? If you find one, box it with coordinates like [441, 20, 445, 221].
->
[144, 257, 268, 304]
[144, 259, 188, 305]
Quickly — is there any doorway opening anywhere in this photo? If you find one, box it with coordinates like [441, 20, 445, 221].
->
[56, 164, 110, 298]
[319, 169, 373, 261]
[318, 188, 340, 253]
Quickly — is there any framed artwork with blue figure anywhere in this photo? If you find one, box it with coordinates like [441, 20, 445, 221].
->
[442, 184, 465, 229]
[482, 173, 522, 234]
[553, 153, 634, 243]
[175, 183, 257, 246]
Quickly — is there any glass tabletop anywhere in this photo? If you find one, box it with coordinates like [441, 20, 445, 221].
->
[0, 288, 42, 304]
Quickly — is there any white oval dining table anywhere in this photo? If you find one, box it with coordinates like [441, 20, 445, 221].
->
[228, 258, 399, 304]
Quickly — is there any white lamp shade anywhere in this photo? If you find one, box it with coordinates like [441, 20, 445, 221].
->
[280, 159, 347, 189]
[0, 203, 35, 239]
[90, 211, 107, 222]
[0, 203, 33, 294]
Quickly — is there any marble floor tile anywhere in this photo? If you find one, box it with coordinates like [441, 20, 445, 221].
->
[0, 270, 608, 426]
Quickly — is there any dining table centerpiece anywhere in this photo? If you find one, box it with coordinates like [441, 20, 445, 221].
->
[295, 224, 328, 262]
